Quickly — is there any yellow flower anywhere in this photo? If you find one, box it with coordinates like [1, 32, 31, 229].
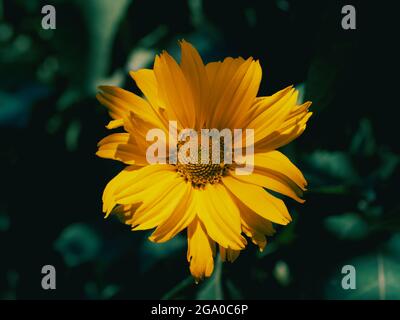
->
[96, 40, 312, 282]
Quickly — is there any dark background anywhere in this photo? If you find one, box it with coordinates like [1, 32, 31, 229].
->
[1, 0, 399, 299]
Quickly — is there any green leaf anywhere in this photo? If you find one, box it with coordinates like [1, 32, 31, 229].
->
[377, 151, 400, 181]
[305, 150, 358, 182]
[324, 212, 369, 240]
[76, 0, 132, 93]
[304, 150, 359, 190]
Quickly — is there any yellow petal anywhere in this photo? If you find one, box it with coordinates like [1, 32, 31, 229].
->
[187, 217, 216, 282]
[123, 111, 168, 152]
[105, 119, 124, 129]
[111, 203, 140, 224]
[96, 133, 147, 165]
[129, 69, 160, 108]
[130, 180, 188, 231]
[205, 57, 246, 127]
[129, 69, 169, 127]
[248, 87, 298, 143]
[179, 40, 209, 129]
[254, 151, 307, 190]
[245, 86, 293, 126]
[97, 86, 166, 131]
[206, 57, 245, 87]
[231, 171, 305, 203]
[205, 57, 245, 92]
[102, 166, 139, 216]
[153, 51, 196, 128]
[206, 57, 262, 129]
[256, 108, 312, 151]
[222, 175, 291, 225]
[224, 59, 262, 129]
[149, 184, 197, 243]
[97, 86, 145, 119]
[197, 184, 247, 250]
[242, 224, 267, 251]
[115, 164, 178, 205]
[219, 246, 240, 262]
[103, 165, 176, 216]
[236, 199, 275, 252]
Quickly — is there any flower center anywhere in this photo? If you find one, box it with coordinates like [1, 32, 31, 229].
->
[176, 139, 231, 188]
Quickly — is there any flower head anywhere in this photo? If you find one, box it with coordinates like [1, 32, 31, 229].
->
[96, 40, 312, 282]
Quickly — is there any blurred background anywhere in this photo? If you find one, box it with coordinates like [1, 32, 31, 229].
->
[1, 0, 399, 299]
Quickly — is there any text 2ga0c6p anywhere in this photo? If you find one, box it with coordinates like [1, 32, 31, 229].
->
[151, 304, 249, 317]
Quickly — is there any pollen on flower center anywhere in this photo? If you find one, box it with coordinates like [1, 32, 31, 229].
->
[176, 139, 231, 188]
